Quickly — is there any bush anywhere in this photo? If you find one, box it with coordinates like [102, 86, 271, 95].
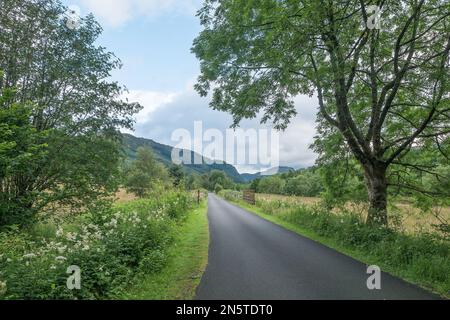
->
[0, 191, 193, 300]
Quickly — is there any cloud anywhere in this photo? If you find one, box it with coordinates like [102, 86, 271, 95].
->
[77, 0, 201, 27]
[124, 85, 319, 173]
[124, 90, 179, 120]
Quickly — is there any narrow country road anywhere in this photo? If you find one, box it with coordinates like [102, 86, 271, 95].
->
[195, 194, 439, 300]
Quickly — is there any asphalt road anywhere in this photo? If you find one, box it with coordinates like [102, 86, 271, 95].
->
[195, 193, 439, 300]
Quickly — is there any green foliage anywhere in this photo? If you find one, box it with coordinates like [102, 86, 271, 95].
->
[0, 191, 193, 299]
[244, 168, 323, 197]
[0, 0, 141, 226]
[201, 170, 235, 191]
[0, 88, 49, 226]
[284, 170, 323, 197]
[256, 176, 285, 194]
[184, 174, 201, 191]
[169, 165, 185, 188]
[214, 183, 223, 194]
[193, 0, 450, 225]
[125, 147, 169, 198]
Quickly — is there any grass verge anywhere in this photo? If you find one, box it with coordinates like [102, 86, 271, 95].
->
[120, 201, 209, 300]
[222, 197, 448, 299]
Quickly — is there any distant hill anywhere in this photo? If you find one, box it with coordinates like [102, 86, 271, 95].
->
[122, 133, 244, 183]
[240, 166, 295, 182]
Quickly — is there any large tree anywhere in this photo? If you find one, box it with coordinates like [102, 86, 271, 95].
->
[192, 0, 450, 225]
[0, 0, 141, 225]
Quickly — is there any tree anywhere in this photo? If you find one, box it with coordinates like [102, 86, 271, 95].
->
[250, 178, 261, 192]
[0, 85, 48, 225]
[192, 0, 450, 225]
[214, 183, 223, 194]
[169, 165, 185, 187]
[284, 171, 323, 197]
[0, 0, 141, 225]
[125, 147, 168, 198]
[201, 170, 234, 191]
[185, 174, 201, 190]
[257, 176, 285, 194]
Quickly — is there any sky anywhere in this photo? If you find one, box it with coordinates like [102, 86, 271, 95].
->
[63, 0, 319, 173]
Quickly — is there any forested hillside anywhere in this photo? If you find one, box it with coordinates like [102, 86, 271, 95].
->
[122, 133, 244, 183]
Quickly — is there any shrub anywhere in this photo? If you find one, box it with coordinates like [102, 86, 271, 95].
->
[0, 191, 192, 300]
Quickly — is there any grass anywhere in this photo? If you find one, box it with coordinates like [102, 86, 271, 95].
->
[119, 201, 209, 300]
[256, 193, 449, 235]
[221, 195, 449, 299]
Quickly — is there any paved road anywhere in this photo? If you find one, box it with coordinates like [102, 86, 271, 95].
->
[195, 194, 439, 300]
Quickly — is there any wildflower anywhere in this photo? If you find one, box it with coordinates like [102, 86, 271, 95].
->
[57, 246, 67, 254]
[66, 232, 76, 241]
[23, 253, 37, 259]
[55, 256, 67, 262]
[0, 280, 7, 296]
[56, 227, 64, 237]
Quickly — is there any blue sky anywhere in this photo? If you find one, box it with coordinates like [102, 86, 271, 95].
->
[63, 0, 318, 173]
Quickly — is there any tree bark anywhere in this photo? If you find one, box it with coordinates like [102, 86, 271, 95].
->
[364, 163, 388, 226]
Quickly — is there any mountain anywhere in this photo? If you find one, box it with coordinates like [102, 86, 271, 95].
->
[240, 166, 295, 183]
[122, 133, 244, 183]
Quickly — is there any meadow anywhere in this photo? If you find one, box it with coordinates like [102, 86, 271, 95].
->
[255, 193, 450, 235]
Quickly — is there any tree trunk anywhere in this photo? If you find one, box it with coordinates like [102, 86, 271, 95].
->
[364, 163, 388, 226]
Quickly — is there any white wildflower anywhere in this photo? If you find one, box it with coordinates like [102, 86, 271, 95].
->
[56, 227, 64, 237]
[0, 280, 7, 296]
[55, 256, 67, 262]
[23, 253, 37, 259]
[57, 246, 67, 254]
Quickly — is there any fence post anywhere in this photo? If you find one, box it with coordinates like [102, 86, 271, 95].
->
[198, 189, 200, 204]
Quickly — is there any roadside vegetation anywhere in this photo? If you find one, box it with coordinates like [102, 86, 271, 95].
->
[120, 200, 209, 300]
[0, 190, 199, 299]
[219, 190, 449, 298]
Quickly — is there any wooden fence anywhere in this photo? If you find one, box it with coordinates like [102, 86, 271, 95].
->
[243, 190, 256, 205]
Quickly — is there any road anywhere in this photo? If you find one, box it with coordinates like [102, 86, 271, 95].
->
[195, 193, 439, 300]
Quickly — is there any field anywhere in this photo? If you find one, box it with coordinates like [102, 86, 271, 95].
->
[256, 194, 450, 235]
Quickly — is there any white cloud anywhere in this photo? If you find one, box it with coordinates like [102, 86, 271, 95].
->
[124, 85, 320, 172]
[77, 0, 201, 27]
[125, 89, 179, 119]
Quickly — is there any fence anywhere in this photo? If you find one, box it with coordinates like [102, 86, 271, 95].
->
[243, 190, 256, 205]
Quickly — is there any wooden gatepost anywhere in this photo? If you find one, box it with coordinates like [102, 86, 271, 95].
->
[243, 190, 256, 205]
